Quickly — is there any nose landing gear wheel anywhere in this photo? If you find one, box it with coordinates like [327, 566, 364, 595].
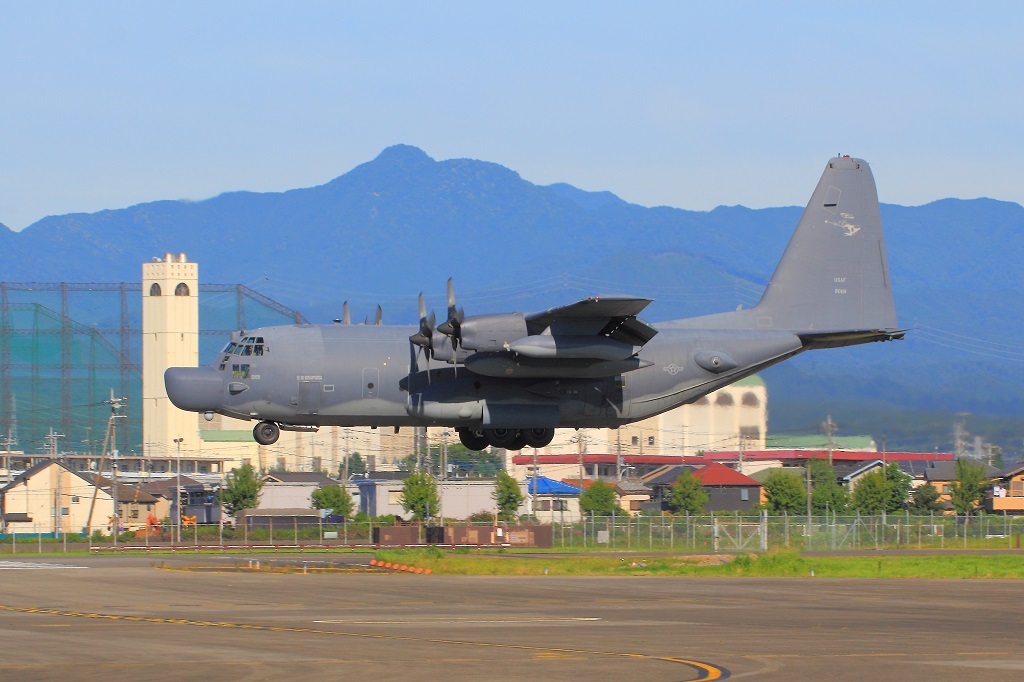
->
[254, 421, 280, 445]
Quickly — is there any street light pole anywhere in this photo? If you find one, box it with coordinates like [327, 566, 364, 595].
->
[173, 437, 183, 544]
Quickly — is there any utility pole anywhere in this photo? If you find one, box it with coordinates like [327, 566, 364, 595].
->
[881, 429, 887, 479]
[174, 437, 183, 544]
[531, 446, 539, 518]
[342, 428, 350, 481]
[46, 428, 65, 537]
[821, 414, 837, 466]
[85, 391, 126, 541]
[806, 454, 813, 522]
[440, 430, 449, 527]
[615, 428, 622, 481]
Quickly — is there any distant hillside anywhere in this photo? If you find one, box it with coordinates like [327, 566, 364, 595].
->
[3, 145, 1023, 453]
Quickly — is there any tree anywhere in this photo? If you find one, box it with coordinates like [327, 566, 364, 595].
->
[447, 443, 502, 477]
[400, 471, 440, 521]
[221, 463, 263, 516]
[667, 470, 709, 514]
[492, 471, 524, 522]
[579, 480, 618, 516]
[311, 485, 354, 518]
[344, 452, 367, 477]
[910, 483, 943, 513]
[851, 471, 891, 514]
[762, 470, 806, 514]
[809, 459, 849, 513]
[950, 458, 987, 516]
[884, 462, 913, 512]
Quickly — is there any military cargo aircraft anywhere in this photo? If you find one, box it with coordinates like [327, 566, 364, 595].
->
[166, 155, 901, 451]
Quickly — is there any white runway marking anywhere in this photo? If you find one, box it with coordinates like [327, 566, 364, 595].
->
[0, 560, 87, 570]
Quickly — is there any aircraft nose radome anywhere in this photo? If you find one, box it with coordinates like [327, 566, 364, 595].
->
[164, 367, 224, 411]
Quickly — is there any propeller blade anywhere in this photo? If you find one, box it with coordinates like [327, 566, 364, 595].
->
[375, 305, 383, 325]
[437, 278, 465, 345]
[343, 301, 351, 325]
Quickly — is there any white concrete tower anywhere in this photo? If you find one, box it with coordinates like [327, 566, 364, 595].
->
[142, 253, 199, 459]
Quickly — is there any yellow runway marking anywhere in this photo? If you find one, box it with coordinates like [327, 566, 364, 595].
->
[314, 616, 600, 624]
[0, 603, 729, 680]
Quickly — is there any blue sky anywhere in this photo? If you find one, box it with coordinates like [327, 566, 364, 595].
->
[1, 2, 1021, 230]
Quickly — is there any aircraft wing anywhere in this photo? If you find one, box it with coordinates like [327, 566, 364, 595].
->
[525, 296, 658, 345]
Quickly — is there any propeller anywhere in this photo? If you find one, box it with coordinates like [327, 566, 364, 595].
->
[436, 278, 465, 349]
[409, 292, 436, 382]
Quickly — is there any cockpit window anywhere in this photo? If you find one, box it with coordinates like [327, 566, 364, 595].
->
[227, 336, 268, 355]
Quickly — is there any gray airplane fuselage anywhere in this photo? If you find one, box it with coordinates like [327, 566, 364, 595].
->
[176, 322, 805, 430]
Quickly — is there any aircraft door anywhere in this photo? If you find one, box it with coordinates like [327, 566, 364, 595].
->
[584, 380, 605, 417]
[584, 377, 628, 418]
[297, 380, 322, 415]
[362, 368, 379, 399]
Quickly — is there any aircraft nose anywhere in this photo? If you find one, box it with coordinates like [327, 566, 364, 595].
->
[164, 367, 224, 411]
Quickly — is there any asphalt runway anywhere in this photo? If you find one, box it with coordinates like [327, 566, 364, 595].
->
[1, 553, 1022, 681]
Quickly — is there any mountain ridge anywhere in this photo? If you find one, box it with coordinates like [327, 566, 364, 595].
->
[2, 145, 1022, 451]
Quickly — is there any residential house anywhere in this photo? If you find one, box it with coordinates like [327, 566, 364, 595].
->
[922, 460, 1002, 513]
[983, 464, 1024, 514]
[525, 476, 581, 523]
[645, 463, 762, 512]
[615, 479, 652, 515]
[140, 475, 222, 524]
[1, 459, 158, 535]
[355, 477, 501, 521]
[259, 471, 343, 511]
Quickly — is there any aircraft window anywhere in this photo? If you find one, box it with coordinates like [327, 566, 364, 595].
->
[219, 362, 226, 371]
[256, 337, 264, 343]
[232, 364, 251, 380]
[223, 342, 238, 354]
[254, 345, 264, 356]
[240, 345, 253, 356]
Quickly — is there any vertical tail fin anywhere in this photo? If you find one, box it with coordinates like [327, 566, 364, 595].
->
[754, 155, 898, 335]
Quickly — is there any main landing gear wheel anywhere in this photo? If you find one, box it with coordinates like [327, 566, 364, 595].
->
[483, 428, 529, 451]
[458, 428, 489, 451]
[254, 421, 280, 445]
[484, 428, 519, 449]
[522, 427, 555, 448]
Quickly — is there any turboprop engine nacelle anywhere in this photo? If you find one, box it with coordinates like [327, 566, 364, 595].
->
[457, 313, 528, 352]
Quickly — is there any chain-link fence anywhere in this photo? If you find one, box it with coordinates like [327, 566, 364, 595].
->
[2, 511, 1023, 553]
[548, 511, 1024, 552]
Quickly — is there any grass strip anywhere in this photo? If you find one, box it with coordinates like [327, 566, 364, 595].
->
[373, 548, 1024, 579]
